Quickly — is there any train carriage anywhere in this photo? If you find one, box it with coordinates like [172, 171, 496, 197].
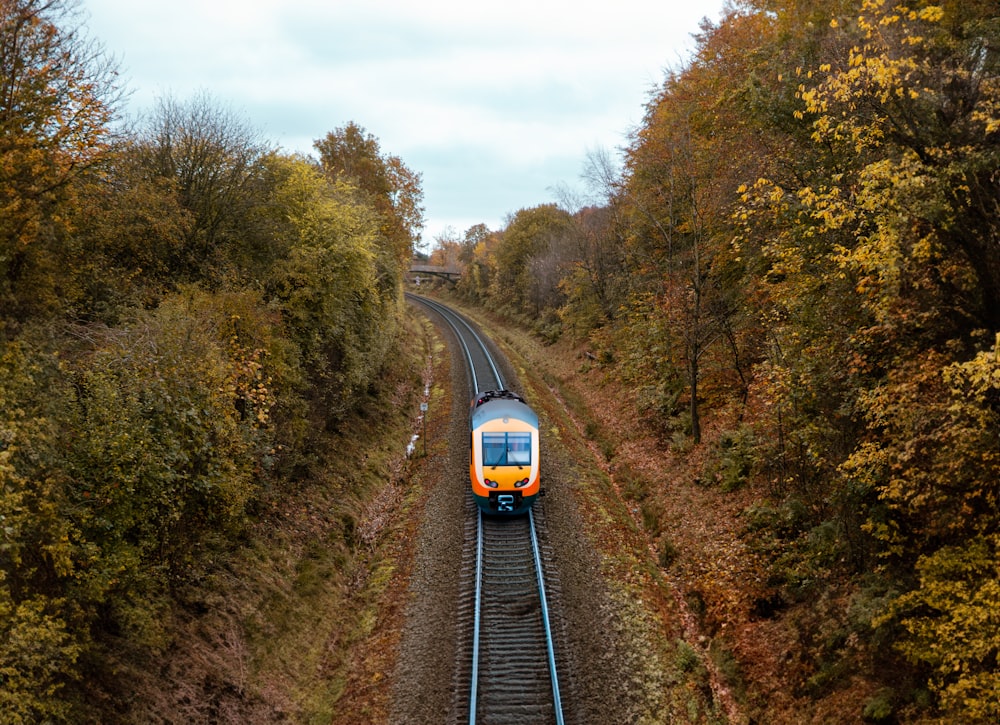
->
[469, 390, 540, 514]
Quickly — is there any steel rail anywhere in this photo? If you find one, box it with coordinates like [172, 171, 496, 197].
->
[407, 294, 563, 724]
[406, 294, 482, 393]
[443, 309, 504, 392]
[469, 504, 484, 724]
[408, 294, 504, 392]
[530, 507, 565, 725]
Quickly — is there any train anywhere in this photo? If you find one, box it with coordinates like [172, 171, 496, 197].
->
[469, 390, 540, 515]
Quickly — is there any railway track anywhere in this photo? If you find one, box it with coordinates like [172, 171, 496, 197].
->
[407, 295, 566, 725]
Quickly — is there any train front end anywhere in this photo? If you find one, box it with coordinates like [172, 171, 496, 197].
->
[469, 391, 540, 515]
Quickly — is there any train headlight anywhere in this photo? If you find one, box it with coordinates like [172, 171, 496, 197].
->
[514, 478, 530, 488]
[483, 479, 498, 488]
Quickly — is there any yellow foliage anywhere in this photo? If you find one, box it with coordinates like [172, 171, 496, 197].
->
[884, 536, 1000, 722]
[918, 6, 944, 23]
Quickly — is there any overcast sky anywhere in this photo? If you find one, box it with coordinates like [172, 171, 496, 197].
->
[83, 0, 726, 249]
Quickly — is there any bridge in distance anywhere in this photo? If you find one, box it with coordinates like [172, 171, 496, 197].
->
[409, 264, 461, 285]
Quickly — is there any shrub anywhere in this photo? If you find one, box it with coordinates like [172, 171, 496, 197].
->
[709, 425, 758, 492]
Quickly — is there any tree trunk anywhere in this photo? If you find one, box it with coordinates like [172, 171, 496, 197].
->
[690, 351, 701, 444]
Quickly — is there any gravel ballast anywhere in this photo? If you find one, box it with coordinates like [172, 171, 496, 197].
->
[389, 303, 695, 724]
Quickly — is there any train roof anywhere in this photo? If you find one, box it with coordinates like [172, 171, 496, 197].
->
[470, 390, 538, 429]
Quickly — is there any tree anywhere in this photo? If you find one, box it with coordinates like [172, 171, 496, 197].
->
[461, 223, 491, 263]
[427, 226, 463, 270]
[314, 122, 424, 269]
[454, 224, 499, 303]
[64, 142, 195, 319]
[556, 205, 624, 337]
[490, 204, 574, 322]
[857, 338, 1000, 721]
[264, 154, 392, 423]
[0, 0, 121, 327]
[0, 337, 85, 722]
[555, 148, 630, 331]
[733, 1, 1000, 715]
[791, 0, 1000, 334]
[621, 49, 758, 442]
[129, 92, 271, 286]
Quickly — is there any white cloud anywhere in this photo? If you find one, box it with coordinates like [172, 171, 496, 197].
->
[83, 0, 725, 244]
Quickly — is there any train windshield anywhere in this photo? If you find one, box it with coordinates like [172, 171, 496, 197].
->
[482, 432, 532, 467]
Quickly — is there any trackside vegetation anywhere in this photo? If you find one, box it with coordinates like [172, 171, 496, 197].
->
[6, 0, 1000, 721]
[429, 0, 1000, 721]
[0, 1, 423, 720]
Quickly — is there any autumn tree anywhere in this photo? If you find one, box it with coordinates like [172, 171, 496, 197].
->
[795, 2, 1000, 716]
[314, 122, 424, 271]
[63, 142, 194, 319]
[554, 204, 624, 338]
[263, 153, 395, 423]
[552, 149, 631, 336]
[427, 226, 463, 270]
[748, 0, 1000, 507]
[1, 151, 408, 720]
[0, 337, 85, 722]
[0, 0, 120, 327]
[460, 223, 491, 263]
[490, 204, 574, 328]
[454, 223, 499, 303]
[0, 3, 422, 721]
[128, 92, 271, 286]
[618, 22, 777, 442]
[841, 336, 1000, 721]
[720, 0, 1000, 716]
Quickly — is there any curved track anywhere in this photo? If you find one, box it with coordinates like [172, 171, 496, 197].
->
[410, 294, 503, 394]
[407, 295, 565, 725]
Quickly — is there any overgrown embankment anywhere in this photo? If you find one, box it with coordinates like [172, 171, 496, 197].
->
[437, 293, 920, 723]
[107, 310, 436, 723]
[0, 7, 425, 717]
[426, 3, 1000, 721]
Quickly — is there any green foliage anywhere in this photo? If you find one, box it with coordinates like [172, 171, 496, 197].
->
[612, 295, 686, 434]
[67, 290, 281, 579]
[640, 500, 663, 538]
[708, 637, 744, 699]
[265, 155, 398, 422]
[706, 425, 757, 492]
[0, 338, 87, 720]
[619, 463, 651, 503]
[674, 639, 702, 674]
[658, 538, 679, 569]
[861, 689, 895, 723]
[490, 204, 575, 320]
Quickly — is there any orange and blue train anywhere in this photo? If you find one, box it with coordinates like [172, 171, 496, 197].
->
[469, 390, 540, 514]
